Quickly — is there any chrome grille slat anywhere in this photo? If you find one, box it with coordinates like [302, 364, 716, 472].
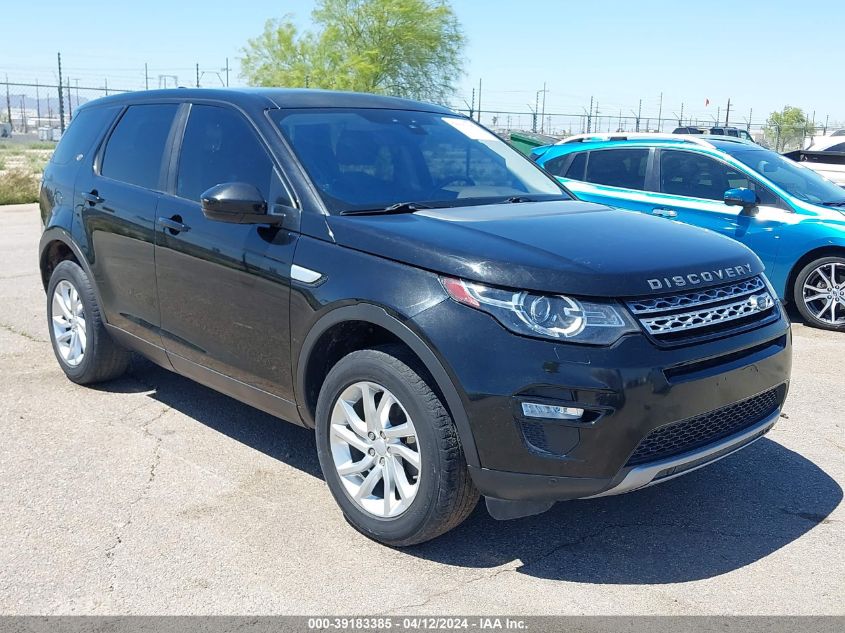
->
[626, 276, 777, 344]
[627, 277, 766, 315]
[639, 292, 775, 335]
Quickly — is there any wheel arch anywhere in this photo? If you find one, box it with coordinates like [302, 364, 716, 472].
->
[38, 228, 107, 316]
[784, 244, 845, 303]
[296, 303, 480, 468]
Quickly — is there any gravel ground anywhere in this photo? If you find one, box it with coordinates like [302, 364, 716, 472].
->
[0, 203, 842, 615]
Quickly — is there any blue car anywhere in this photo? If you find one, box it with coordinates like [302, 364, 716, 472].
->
[531, 134, 845, 331]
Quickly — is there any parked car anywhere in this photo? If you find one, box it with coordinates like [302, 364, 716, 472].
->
[784, 133, 845, 187]
[532, 133, 845, 330]
[40, 90, 791, 545]
[673, 125, 755, 142]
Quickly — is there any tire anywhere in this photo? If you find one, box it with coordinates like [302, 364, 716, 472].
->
[792, 256, 845, 332]
[315, 346, 479, 546]
[46, 260, 131, 384]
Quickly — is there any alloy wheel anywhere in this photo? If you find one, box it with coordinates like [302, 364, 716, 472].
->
[329, 381, 421, 518]
[51, 279, 87, 367]
[802, 262, 845, 326]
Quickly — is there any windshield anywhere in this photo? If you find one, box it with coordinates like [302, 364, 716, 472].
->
[725, 147, 845, 205]
[270, 108, 567, 213]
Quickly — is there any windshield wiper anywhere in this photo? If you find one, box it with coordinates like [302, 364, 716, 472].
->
[504, 196, 536, 203]
[339, 202, 432, 216]
[822, 201, 845, 207]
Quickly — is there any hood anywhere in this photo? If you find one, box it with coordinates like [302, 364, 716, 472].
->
[326, 200, 764, 298]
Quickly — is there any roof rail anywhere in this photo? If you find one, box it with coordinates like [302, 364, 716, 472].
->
[556, 133, 717, 148]
[556, 132, 756, 148]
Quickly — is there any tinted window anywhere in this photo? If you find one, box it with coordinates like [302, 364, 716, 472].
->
[824, 142, 845, 152]
[658, 149, 777, 204]
[176, 105, 275, 202]
[565, 152, 587, 180]
[101, 104, 177, 190]
[584, 149, 648, 190]
[542, 154, 569, 177]
[271, 109, 565, 213]
[51, 106, 118, 165]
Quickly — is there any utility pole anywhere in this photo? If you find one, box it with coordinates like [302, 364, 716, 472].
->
[824, 114, 829, 135]
[57, 52, 65, 132]
[534, 90, 540, 133]
[104, 78, 109, 96]
[617, 108, 622, 132]
[680, 102, 684, 125]
[74, 79, 79, 113]
[587, 96, 593, 133]
[477, 78, 482, 122]
[748, 108, 752, 130]
[19, 95, 27, 133]
[724, 98, 731, 126]
[636, 99, 642, 132]
[224, 58, 230, 87]
[470, 87, 475, 120]
[196, 63, 200, 88]
[35, 80, 41, 126]
[66, 78, 72, 121]
[540, 81, 547, 133]
[4, 74, 12, 131]
[716, 106, 720, 125]
[145, 63, 149, 90]
[594, 99, 599, 134]
[656, 92, 663, 132]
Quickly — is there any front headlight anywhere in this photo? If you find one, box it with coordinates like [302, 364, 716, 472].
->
[441, 277, 639, 345]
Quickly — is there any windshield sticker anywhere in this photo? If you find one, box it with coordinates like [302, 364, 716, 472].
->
[442, 117, 498, 141]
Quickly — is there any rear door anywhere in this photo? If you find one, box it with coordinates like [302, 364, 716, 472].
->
[647, 148, 786, 268]
[549, 147, 659, 214]
[75, 102, 179, 348]
[154, 102, 299, 402]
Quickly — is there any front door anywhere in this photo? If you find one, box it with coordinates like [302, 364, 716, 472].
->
[154, 103, 299, 401]
[648, 148, 786, 270]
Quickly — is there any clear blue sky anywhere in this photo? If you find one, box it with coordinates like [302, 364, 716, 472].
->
[2, 0, 843, 127]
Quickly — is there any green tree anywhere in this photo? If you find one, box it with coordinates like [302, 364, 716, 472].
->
[764, 106, 815, 152]
[241, 0, 465, 103]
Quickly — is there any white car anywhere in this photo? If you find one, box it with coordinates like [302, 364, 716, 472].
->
[785, 131, 845, 186]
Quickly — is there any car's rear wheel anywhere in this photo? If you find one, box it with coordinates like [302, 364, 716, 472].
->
[47, 260, 131, 384]
[315, 346, 479, 546]
[793, 256, 845, 332]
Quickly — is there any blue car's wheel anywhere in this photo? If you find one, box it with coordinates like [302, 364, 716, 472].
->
[794, 256, 845, 331]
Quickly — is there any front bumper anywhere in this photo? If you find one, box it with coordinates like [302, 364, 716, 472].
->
[411, 298, 792, 503]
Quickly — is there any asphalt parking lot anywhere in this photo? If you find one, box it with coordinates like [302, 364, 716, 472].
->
[0, 202, 842, 615]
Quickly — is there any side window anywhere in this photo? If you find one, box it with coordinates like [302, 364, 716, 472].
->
[542, 154, 569, 177]
[565, 152, 587, 180]
[658, 150, 777, 204]
[51, 106, 119, 165]
[101, 104, 178, 190]
[176, 105, 275, 202]
[825, 142, 845, 152]
[584, 149, 648, 190]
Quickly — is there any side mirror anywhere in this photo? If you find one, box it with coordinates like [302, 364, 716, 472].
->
[724, 187, 758, 210]
[200, 182, 283, 225]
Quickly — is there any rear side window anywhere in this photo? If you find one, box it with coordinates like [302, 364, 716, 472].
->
[825, 142, 845, 152]
[541, 154, 569, 177]
[565, 152, 587, 180]
[101, 104, 178, 190]
[585, 149, 648, 190]
[51, 107, 118, 165]
[176, 105, 275, 202]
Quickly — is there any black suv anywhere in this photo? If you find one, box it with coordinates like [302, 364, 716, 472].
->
[39, 89, 792, 545]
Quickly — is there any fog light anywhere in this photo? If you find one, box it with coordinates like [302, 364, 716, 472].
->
[521, 402, 584, 420]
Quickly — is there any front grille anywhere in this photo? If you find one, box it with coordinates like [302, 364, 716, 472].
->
[626, 276, 778, 346]
[625, 387, 780, 466]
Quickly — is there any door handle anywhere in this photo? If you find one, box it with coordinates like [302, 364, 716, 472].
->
[652, 208, 678, 218]
[158, 215, 190, 234]
[82, 191, 104, 205]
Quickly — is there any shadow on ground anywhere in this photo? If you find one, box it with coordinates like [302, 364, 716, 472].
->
[99, 355, 841, 585]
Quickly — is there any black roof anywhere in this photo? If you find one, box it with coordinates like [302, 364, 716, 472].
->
[78, 87, 455, 114]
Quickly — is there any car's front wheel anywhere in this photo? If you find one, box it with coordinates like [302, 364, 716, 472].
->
[793, 256, 845, 332]
[47, 260, 131, 384]
[315, 346, 479, 546]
